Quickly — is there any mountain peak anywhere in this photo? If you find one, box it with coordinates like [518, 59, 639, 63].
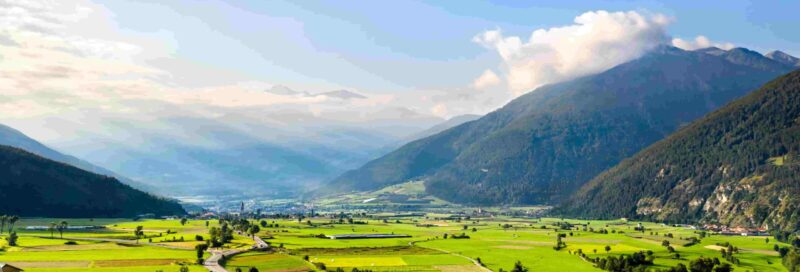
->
[316, 89, 367, 99]
[265, 85, 303, 96]
[694, 46, 728, 56]
[766, 50, 800, 67]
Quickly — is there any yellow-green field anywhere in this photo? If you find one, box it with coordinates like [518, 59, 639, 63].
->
[0, 218, 253, 271]
[0, 216, 793, 271]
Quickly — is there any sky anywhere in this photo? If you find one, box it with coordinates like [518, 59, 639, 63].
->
[0, 0, 798, 142]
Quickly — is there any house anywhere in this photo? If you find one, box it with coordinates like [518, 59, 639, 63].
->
[0, 263, 24, 272]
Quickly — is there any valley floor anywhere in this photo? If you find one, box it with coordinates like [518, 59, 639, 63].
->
[0, 216, 791, 271]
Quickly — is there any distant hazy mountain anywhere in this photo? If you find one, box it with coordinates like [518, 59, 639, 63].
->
[316, 89, 367, 99]
[265, 85, 305, 96]
[403, 114, 481, 143]
[0, 145, 185, 217]
[50, 108, 440, 198]
[766, 50, 800, 67]
[321, 46, 794, 205]
[557, 70, 800, 232]
[264, 85, 367, 100]
[0, 123, 153, 192]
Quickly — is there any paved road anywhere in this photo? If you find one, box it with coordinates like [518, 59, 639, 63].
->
[203, 234, 269, 272]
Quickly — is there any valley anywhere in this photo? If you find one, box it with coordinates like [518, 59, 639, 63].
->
[0, 214, 795, 272]
[1, 1, 800, 271]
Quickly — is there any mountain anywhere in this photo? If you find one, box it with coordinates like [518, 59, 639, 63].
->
[695, 46, 727, 56]
[0, 124, 153, 191]
[557, 70, 800, 232]
[403, 114, 481, 143]
[316, 89, 367, 99]
[321, 46, 794, 205]
[49, 109, 440, 199]
[0, 145, 185, 217]
[265, 85, 305, 96]
[766, 50, 800, 67]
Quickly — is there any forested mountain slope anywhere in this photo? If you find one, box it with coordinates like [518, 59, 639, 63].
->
[322, 46, 795, 205]
[557, 70, 800, 231]
[0, 124, 153, 191]
[0, 145, 185, 217]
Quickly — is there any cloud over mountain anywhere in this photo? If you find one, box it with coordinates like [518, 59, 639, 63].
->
[473, 10, 671, 95]
[671, 35, 735, 51]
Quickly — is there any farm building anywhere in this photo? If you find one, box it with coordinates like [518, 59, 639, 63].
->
[0, 263, 23, 272]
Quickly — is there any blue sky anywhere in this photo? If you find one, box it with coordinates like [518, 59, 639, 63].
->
[0, 0, 798, 141]
[91, 0, 799, 93]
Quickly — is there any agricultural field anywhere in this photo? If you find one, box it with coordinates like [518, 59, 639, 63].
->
[0, 215, 794, 271]
[0, 218, 255, 271]
[225, 216, 791, 272]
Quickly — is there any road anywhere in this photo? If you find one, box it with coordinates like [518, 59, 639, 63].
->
[203, 234, 269, 272]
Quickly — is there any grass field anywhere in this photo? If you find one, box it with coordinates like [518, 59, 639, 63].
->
[1, 216, 793, 271]
[0, 218, 251, 271]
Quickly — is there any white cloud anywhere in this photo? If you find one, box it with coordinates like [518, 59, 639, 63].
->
[474, 10, 671, 96]
[671, 35, 735, 51]
[472, 69, 501, 89]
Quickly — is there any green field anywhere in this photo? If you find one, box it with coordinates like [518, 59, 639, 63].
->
[0, 218, 251, 271]
[1, 216, 793, 271]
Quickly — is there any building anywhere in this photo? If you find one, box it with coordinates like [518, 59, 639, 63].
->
[0, 263, 24, 272]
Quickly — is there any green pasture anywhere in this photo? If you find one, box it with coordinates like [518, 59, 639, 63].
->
[0, 216, 793, 271]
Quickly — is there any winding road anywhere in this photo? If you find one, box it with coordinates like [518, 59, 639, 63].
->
[203, 234, 269, 272]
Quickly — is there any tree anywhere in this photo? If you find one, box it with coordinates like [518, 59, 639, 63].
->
[7, 231, 18, 246]
[195, 243, 209, 264]
[134, 226, 144, 243]
[783, 248, 800, 272]
[179, 265, 189, 272]
[605, 245, 611, 254]
[662, 240, 671, 247]
[689, 257, 716, 272]
[0, 215, 6, 234]
[180, 218, 188, 226]
[248, 225, 260, 238]
[249, 267, 259, 272]
[713, 263, 732, 272]
[48, 222, 57, 238]
[7, 215, 18, 233]
[57, 221, 68, 238]
[511, 261, 529, 272]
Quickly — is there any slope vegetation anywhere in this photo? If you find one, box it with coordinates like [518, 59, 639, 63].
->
[558, 70, 800, 231]
[324, 46, 794, 205]
[0, 145, 185, 217]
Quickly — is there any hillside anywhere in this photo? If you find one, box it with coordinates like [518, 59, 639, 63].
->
[0, 145, 185, 217]
[403, 114, 481, 143]
[322, 46, 795, 205]
[556, 70, 800, 231]
[0, 124, 154, 191]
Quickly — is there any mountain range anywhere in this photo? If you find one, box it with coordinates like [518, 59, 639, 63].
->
[0, 144, 185, 217]
[0, 124, 154, 192]
[321, 46, 797, 206]
[557, 70, 800, 231]
[264, 85, 368, 99]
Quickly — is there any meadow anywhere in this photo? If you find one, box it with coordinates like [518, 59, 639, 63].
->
[0, 218, 252, 271]
[0, 215, 792, 271]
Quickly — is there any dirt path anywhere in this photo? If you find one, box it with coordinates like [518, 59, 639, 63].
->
[409, 240, 493, 272]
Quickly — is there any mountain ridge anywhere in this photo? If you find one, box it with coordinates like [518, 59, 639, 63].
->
[556, 69, 800, 231]
[320, 45, 795, 205]
[0, 144, 185, 217]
